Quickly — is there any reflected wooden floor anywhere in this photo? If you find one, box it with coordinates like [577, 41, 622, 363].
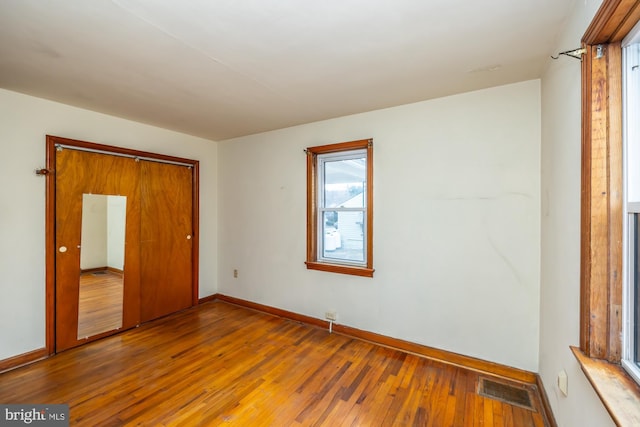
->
[0, 301, 549, 426]
[77, 270, 123, 339]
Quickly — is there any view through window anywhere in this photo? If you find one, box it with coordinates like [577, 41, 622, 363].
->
[318, 151, 367, 264]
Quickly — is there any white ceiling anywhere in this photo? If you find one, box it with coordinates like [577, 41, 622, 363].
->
[0, 0, 576, 141]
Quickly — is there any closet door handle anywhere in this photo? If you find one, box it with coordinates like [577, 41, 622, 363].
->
[186, 235, 192, 240]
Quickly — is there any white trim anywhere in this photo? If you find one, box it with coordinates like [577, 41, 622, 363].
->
[622, 359, 640, 385]
[623, 19, 640, 47]
[315, 149, 368, 267]
[622, 40, 640, 381]
[628, 202, 640, 213]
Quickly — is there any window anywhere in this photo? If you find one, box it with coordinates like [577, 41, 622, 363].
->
[305, 139, 374, 277]
[623, 26, 640, 383]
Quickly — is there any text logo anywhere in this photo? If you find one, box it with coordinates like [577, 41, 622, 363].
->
[1, 405, 68, 426]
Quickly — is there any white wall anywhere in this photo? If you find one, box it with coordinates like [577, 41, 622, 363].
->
[539, 0, 616, 425]
[79, 194, 108, 270]
[218, 80, 541, 371]
[107, 195, 126, 271]
[79, 194, 127, 271]
[0, 88, 218, 360]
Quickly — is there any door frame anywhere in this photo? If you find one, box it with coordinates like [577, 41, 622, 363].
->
[45, 135, 200, 355]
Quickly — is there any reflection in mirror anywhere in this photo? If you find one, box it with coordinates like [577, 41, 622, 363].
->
[78, 194, 126, 339]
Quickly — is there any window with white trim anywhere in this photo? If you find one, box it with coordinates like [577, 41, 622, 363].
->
[305, 139, 374, 277]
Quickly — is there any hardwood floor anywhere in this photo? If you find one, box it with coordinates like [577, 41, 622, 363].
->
[77, 270, 124, 338]
[0, 301, 549, 426]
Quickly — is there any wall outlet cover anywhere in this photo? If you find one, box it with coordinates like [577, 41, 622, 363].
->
[325, 311, 337, 321]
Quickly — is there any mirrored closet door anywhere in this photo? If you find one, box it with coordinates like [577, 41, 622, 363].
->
[50, 136, 197, 352]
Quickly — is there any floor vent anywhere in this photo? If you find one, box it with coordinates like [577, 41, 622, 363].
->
[92, 271, 108, 276]
[477, 377, 536, 411]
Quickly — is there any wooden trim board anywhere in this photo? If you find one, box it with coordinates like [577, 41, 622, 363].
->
[0, 348, 48, 374]
[536, 373, 559, 427]
[198, 294, 217, 304]
[572, 346, 640, 426]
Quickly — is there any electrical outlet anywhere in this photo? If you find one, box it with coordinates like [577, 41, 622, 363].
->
[557, 370, 568, 396]
[233, 269, 238, 278]
[325, 310, 337, 321]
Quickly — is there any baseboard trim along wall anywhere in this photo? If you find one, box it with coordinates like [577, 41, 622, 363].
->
[536, 371, 559, 427]
[0, 348, 48, 374]
[198, 294, 217, 304]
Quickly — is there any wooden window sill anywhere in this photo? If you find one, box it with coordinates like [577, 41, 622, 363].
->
[305, 261, 374, 278]
[571, 346, 640, 426]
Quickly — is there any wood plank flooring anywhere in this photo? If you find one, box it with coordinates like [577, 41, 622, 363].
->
[78, 270, 124, 339]
[0, 301, 549, 426]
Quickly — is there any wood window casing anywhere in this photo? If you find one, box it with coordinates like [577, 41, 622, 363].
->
[580, 40, 624, 363]
[578, 1, 640, 425]
[580, 0, 640, 364]
[305, 139, 374, 278]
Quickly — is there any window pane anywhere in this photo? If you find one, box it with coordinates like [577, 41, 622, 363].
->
[627, 43, 640, 203]
[322, 210, 364, 263]
[634, 214, 640, 365]
[323, 157, 366, 208]
[626, 41, 640, 371]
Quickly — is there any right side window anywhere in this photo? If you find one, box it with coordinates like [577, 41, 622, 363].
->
[623, 27, 640, 383]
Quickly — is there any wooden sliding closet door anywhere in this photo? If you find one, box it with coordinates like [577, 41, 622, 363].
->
[140, 160, 193, 322]
[55, 148, 141, 352]
[47, 135, 199, 354]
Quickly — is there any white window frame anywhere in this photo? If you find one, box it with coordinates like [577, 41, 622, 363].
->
[316, 149, 368, 267]
[622, 22, 640, 384]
